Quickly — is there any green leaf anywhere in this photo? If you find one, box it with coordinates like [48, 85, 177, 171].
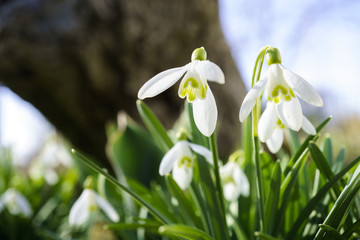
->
[315, 156, 360, 239]
[321, 136, 333, 166]
[285, 116, 331, 175]
[286, 156, 360, 239]
[265, 161, 281, 234]
[106, 116, 163, 186]
[196, 158, 228, 240]
[158, 224, 214, 240]
[288, 129, 301, 155]
[136, 100, 174, 153]
[318, 224, 344, 240]
[309, 142, 341, 197]
[254, 231, 279, 240]
[342, 219, 360, 239]
[165, 175, 203, 228]
[275, 150, 308, 235]
[71, 149, 172, 224]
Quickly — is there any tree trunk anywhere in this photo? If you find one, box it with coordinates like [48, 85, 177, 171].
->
[0, 0, 247, 169]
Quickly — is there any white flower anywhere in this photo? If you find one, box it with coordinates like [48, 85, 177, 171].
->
[258, 102, 316, 153]
[239, 47, 323, 131]
[159, 140, 213, 190]
[220, 161, 249, 201]
[0, 188, 32, 217]
[69, 189, 119, 226]
[138, 47, 225, 137]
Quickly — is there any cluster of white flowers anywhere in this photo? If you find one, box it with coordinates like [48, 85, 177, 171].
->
[138, 46, 323, 200]
[240, 47, 323, 153]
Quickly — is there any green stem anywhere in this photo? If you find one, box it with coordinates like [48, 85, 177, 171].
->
[208, 134, 228, 235]
[250, 46, 270, 233]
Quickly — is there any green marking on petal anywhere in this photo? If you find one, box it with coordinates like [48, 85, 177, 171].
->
[271, 85, 288, 97]
[285, 95, 291, 101]
[178, 156, 193, 168]
[223, 176, 236, 185]
[276, 119, 285, 129]
[183, 77, 199, 88]
[179, 76, 207, 102]
[290, 88, 295, 98]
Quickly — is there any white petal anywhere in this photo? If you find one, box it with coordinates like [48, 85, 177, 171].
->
[159, 141, 191, 175]
[266, 128, 284, 153]
[302, 116, 316, 135]
[192, 87, 217, 137]
[172, 165, 193, 190]
[223, 182, 240, 201]
[138, 65, 188, 99]
[0, 200, 4, 212]
[239, 77, 268, 122]
[233, 167, 250, 197]
[195, 60, 225, 84]
[275, 97, 302, 131]
[14, 192, 32, 217]
[94, 193, 119, 222]
[188, 143, 213, 164]
[69, 189, 92, 226]
[258, 103, 278, 142]
[280, 65, 323, 106]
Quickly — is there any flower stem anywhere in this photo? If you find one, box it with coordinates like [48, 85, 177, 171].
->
[251, 46, 271, 232]
[209, 134, 228, 234]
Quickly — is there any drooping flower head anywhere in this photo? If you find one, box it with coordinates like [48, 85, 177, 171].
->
[239, 47, 323, 131]
[220, 153, 249, 201]
[69, 176, 119, 226]
[0, 188, 32, 218]
[159, 140, 213, 190]
[138, 47, 225, 136]
[258, 102, 316, 153]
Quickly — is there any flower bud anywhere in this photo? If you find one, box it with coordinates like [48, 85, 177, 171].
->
[191, 47, 207, 61]
[266, 47, 282, 65]
[83, 176, 95, 189]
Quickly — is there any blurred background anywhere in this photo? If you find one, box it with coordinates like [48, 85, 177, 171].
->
[0, 0, 359, 167]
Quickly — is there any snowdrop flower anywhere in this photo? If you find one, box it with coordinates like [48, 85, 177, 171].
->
[239, 47, 323, 131]
[138, 47, 225, 136]
[258, 102, 316, 153]
[220, 161, 249, 201]
[159, 140, 213, 190]
[69, 180, 119, 226]
[0, 188, 32, 217]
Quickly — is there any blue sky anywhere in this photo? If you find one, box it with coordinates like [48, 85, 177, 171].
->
[1, 0, 360, 163]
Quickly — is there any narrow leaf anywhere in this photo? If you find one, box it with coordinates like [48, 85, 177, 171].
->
[159, 224, 214, 240]
[136, 100, 174, 152]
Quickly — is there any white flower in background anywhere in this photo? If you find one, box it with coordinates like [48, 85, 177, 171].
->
[220, 161, 249, 201]
[159, 140, 213, 190]
[29, 136, 73, 185]
[258, 102, 316, 153]
[0, 188, 32, 217]
[138, 47, 225, 137]
[69, 188, 119, 226]
[239, 47, 323, 131]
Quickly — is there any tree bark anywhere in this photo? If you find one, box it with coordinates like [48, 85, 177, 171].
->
[0, 0, 247, 169]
